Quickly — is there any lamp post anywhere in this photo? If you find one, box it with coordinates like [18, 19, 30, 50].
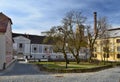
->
[65, 43, 69, 68]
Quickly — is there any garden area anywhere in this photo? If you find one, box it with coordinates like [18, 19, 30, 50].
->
[32, 61, 120, 73]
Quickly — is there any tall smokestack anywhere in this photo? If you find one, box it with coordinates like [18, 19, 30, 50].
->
[94, 12, 97, 34]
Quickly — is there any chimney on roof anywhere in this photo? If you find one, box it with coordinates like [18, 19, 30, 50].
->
[25, 33, 29, 38]
[94, 12, 97, 34]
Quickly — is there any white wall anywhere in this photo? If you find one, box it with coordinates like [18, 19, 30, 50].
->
[30, 44, 90, 60]
[24, 44, 30, 55]
[13, 36, 31, 56]
[13, 37, 90, 60]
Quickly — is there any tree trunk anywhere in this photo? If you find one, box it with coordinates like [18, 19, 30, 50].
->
[75, 55, 80, 64]
[103, 54, 106, 65]
[64, 53, 68, 68]
[89, 50, 93, 63]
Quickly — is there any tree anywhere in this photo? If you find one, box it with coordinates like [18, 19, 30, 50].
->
[43, 26, 69, 68]
[62, 11, 87, 64]
[98, 17, 111, 64]
[44, 10, 87, 64]
[86, 13, 110, 62]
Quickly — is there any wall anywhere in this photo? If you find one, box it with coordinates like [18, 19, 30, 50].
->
[13, 36, 31, 57]
[30, 44, 88, 60]
[94, 37, 120, 62]
[0, 34, 5, 69]
[5, 21, 13, 68]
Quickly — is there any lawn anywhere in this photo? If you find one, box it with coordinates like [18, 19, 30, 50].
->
[33, 62, 111, 70]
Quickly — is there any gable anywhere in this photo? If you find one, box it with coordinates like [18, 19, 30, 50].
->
[0, 12, 12, 33]
[13, 36, 31, 43]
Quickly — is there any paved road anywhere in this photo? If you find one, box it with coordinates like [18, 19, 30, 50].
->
[0, 60, 47, 76]
[0, 61, 120, 82]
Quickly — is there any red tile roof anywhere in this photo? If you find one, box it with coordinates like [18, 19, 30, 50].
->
[0, 12, 12, 33]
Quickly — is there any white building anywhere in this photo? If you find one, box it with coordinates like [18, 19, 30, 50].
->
[0, 13, 13, 70]
[13, 33, 90, 61]
[12, 33, 67, 61]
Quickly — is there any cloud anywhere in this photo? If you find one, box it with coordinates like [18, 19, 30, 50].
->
[0, 0, 120, 35]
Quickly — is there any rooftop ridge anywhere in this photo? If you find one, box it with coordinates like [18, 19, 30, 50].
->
[108, 28, 120, 31]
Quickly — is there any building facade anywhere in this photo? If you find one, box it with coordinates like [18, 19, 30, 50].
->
[13, 33, 89, 61]
[93, 28, 120, 62]
[0, 13, 13, 70]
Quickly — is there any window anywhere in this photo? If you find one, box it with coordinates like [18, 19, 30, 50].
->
[19, 43, 22, 48]
[116, 39, 120, 43]
[32, 47, 37, 53]
[94, 54, 97, 58]
[34, 47, 37, 51]
[32, 44, 38, 53]
[44, 46, 53, 53]
[107, 54, 109, 58]
[43, 46, 48, 53]
[92, 54, 97, 58]
[103, 40, 109, 43]
[117, 54, 120, 58]
[103, 54, 109, 58]
[103, 47, 109, 52]
[117, 46, 120, 52]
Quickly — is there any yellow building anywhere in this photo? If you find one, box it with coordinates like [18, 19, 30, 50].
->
[94, 28, 120, 62]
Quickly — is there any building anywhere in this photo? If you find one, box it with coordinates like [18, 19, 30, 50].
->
[93, 28, 120, 62]
[13, 33, 64, 61]
[12, 33, 89, 61]
[0, 12, 13, 70]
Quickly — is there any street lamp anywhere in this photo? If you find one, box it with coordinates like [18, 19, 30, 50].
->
[65, 43, 69, 64]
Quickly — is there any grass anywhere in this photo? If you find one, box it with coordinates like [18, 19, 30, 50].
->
[33, 61, 112, 70]
[31, 61, 120, 73]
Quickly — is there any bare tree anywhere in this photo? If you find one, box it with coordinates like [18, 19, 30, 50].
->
[62, 11, 87, 64]
[44, 11, 87, 64]
[98, 17, 111, 64]
[86, 13, 110, 62]
[43, 26, 69, 68]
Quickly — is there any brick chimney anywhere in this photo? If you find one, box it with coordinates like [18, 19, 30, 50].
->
[94, 12, 97, 34]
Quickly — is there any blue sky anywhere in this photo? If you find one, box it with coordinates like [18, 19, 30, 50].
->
[0, 0, 120, 35]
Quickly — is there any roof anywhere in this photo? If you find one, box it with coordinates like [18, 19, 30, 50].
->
[0, 12, 12, 33]
[12, 33, 52, 44]
[108, 28, 120, 31]
[107, 28, 120, 37]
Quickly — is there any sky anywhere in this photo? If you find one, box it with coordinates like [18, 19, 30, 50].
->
[0, 0, 120, 35]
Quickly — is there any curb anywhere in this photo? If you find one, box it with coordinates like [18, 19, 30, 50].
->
[37, 64, 113, 73]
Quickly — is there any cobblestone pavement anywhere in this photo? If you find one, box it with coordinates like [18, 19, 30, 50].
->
[0, 61, 120, 82]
